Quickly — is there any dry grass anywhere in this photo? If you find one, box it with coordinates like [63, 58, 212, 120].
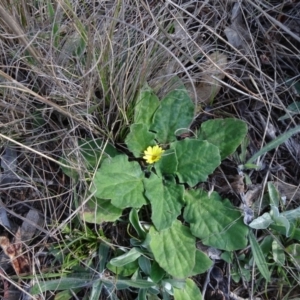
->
[0, 0, 300, 299]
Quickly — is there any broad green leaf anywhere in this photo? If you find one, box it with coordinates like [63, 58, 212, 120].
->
[81, 197, 122, 224]
[150, 89, 194, 143]
[110, 248, 142, 267]
[93, 155, 147, 208]
[134, 85, 160, 127]
[268, 182, 280, 207]
[246, 125, 300, 165]
[125, 124, 156, 157]
[198, 118, 247, 159]
[171, 140, 220, 187]
[190, 250, 213, 276]
[249, 231, 271, 282]
[184, 190, 248, 251]
[144, 174, 184, 230]
[278, 101, 300, 121]
[154, 148, 178, 177]
[249, 213, 273, 229]
[149, 221, 196, 278]
[174, 279, 202, 300]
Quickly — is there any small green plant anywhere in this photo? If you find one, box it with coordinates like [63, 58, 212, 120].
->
[88, 85, 248, 298]
[35, 84, 250, 298]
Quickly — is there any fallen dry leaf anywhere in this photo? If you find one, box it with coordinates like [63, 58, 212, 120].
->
[224, 2, 251, 52]
[243, 184, 263, 207]
[21, 209, 43, 244]
[0, 228, 30, 275]
[186, 51, 228, 109]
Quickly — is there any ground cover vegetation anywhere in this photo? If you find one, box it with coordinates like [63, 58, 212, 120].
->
[0, 0, 300, 299]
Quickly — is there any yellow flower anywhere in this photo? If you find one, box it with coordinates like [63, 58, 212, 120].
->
[143, 145, 165, 164]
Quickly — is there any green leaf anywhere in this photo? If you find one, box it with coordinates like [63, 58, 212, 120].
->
[270, 206, 291, 236]
[190, 250, 213, 276]
[55, 289, 81, 300]
[78, 138, 119, 169]
[286, 243, 300, 265]
[129, 209, 147, 240]
[278, 101, 300, 121]
[184, 190, 248, 251]
[281, 207, 300, 222]
[31, 277, 96, 294]
[138, 289, 148, 300]
[81, 197, 122, 224]
[90, 281, 103, 300]
[171, 140, 220, 187]
[98, 243, 110, 273]
[268, 182, 280, 207]
[59, 156, 79, 181]
[246, 125, 300, 165]
[102, 278, 156, 290]
[144, 174, 184, 230]
[260, 235, 273, 256]
[249, 231, 271, 282]
[249, 212, 273, 229]
[93, 155, 147, 208]
[109, 248, 142, 267]
[32, 110, 47, 128]
[125, 124, 156, 157]
[107, 260, 139, 276]
[150, 89, 194, 143]
[134, 85, 160, 127]
[154, 148, 178, 178]
[221, 251, 232, 263]
[60, 138, 119, 180]
[199, 118, 247, 159]
[174, 279, 202, 300]
[150, 261, 165, 283]
[272, 240, 285, 265]
[149, 221, 196, 278]
[139, 256, 151, 275]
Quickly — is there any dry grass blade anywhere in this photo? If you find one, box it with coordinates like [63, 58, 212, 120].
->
[0, 70, 104, 135]
[0, 5, 43, 65]
[0, 133, 78, 170]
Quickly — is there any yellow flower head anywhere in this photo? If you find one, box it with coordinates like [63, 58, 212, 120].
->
[143, 145, 165, 164]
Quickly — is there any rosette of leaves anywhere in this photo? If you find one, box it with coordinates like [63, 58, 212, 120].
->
[81, 84, 248, 297]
